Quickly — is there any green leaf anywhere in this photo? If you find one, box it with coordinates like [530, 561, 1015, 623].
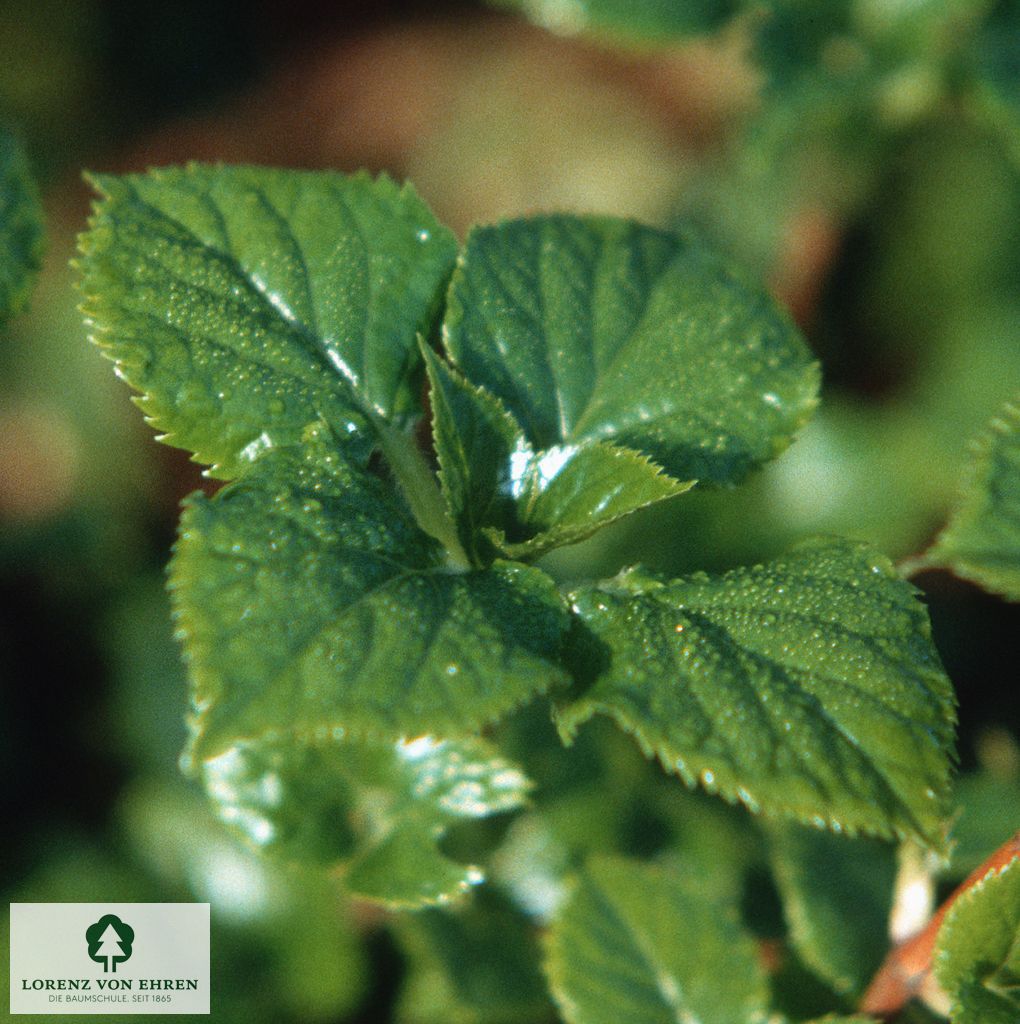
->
[172, 425, 571, 763]
[970, 0, 1020, 170]
[557, 537, 956, 847]
[950, 769, 1020, 878]
[489, 0, 738, 43]
[767, 823, 896, 995]
[442, 215, 819, 488]
[202, 732, 530, 908]
[544, 854, 769, 1024]
[935, 858, 1020, 1022]
[925, 396, 1020, 600]
[0, 128, 43, 322]
[394, 891, 552, 1022]
[802, 1017, 880, 1024]
[424, 345, 691, 563]
[78, 165, 458, 478]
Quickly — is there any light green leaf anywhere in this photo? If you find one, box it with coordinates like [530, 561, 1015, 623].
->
[424, 345, 690, 563]
[442, 215, 819, 488]
[925, 396, 1020, 600]
[0, 128, 43, 322]
[767, 823, 896, 995]
[490, 0, 738, 43]
[394, 891, 552, 1022]
[935, 858, 1020, 1022]
[79, 165, 458, 478]
[202, 732, 530, 908]
[544, 854, 769, 1024]
[172, 425, 571, 763]
[557, 537, 956, 847]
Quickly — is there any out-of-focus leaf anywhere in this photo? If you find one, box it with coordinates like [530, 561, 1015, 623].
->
[925, 396, 1020, 600]
[558, 538, 956, 848]
[201, 732, 531, 908]
[489, 0, 738, 44]
[970, 0, 1020, 169]
[544, 854, 768, 1024]
[172, 427, 569, 763]
[950, 770, 1020, 878]
[78, 165, 457, 478]
[768, 823, 896, 995]
[934, 858, 1020, 1022]
[394, 891, 553, 1023]
[0, 127, 43, 321]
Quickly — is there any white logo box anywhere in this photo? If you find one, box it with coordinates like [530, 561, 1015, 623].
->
[10, 903, 210, 1015]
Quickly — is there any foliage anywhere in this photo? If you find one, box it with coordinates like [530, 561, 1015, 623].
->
[0, 0, 1015, 1021]
[0, 126, 43, 322]
[73, 155, 982, 1021]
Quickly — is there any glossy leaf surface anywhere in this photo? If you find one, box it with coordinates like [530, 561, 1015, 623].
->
[558, 538, 956, 847]
[424, 345, 690, 563]
[926, 396, 1020, 600]
[935, 858, 1020, 1022]
[172, 427, 570, 762]
[544, 854, 768, 1024]
[442, 215, 819, 488]
[768, 823, 896, 995]
[79, 166, 458, 477]
[0, 128, 43, 321]
[202, 733, 530, 907]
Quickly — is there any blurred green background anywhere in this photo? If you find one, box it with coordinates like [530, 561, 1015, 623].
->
[2, 1, 1019, 1020]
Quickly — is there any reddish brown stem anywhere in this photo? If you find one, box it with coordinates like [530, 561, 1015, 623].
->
[859, 831, 1020, 1018]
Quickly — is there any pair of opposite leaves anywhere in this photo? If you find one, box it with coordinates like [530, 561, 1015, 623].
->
[79, 166, 955, 863]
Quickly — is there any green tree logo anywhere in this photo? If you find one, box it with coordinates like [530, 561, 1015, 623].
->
[85, 914, 134, 973]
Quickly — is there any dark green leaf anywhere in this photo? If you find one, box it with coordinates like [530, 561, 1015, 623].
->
[201, 732, 531, 907]
[172, 425, 570, 763]
[394, 891, 553, 1022]
[442, 215, 819, 487]
[79, 165, 458, 478]
[935, 858, 1020, 1022]
[0, 128, 43, 322]
[489, 0, 738, 43]
[544, 854, 768, 1024]
[768, 823, 896, 995]
[925, 396, 1020, 600]
[971, 0, 1020, 170]
[424, 345, 690, 563]
[557, 537, 956, 847]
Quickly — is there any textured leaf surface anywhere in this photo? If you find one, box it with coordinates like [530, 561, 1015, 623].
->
[394, 892, 552, 1022]
[0, 129, 43, 322]
[172, 426, 570, 762]
[935, 858, 1020, 1022]
[557, 538, 956, 847]
[491, 0, 738, 42]
[201, 733, 528, 908]
[545, 854, 768, 1024]
[768, 823, 896, 995]
[79, 165, 458, 478]
[425, 346, 690, 563]
[926, 397, 1020, 600]
[442, 215, 818, 488]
